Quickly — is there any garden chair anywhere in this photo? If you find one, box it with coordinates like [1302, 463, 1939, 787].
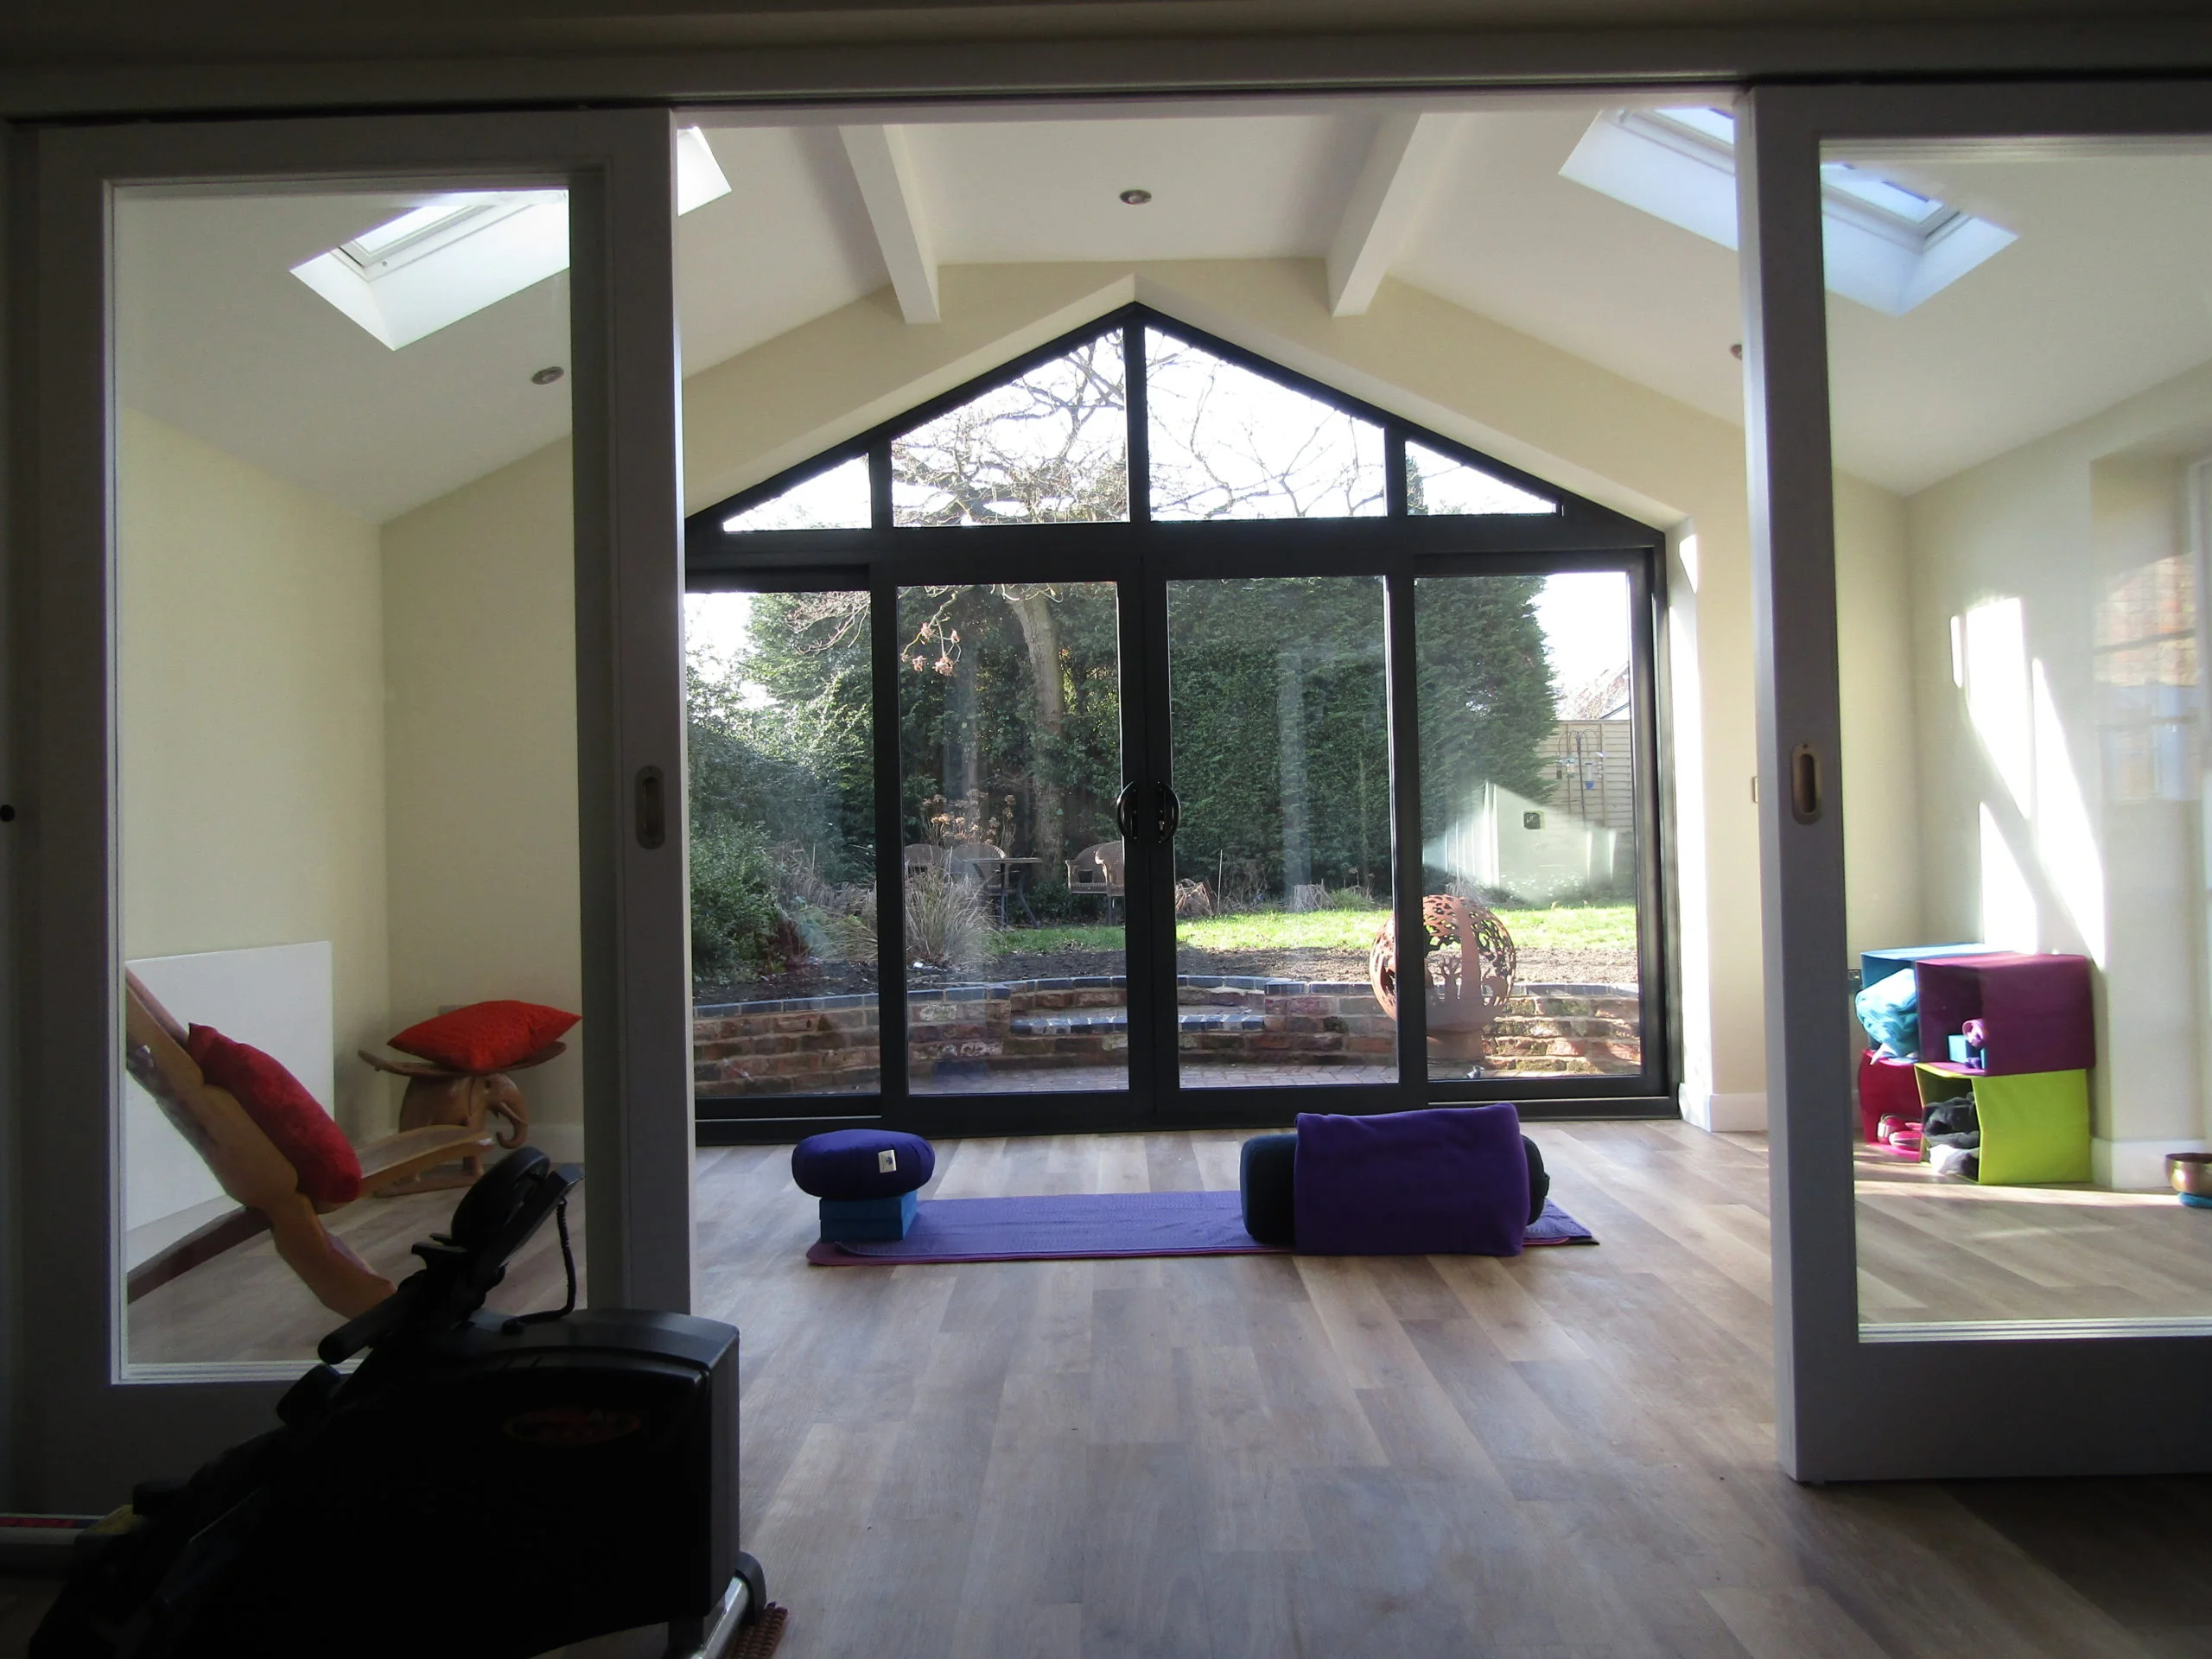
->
[124, 970, 501, 1317]
[1066, 840, 1126, 918]
[903, 842, 944, 877]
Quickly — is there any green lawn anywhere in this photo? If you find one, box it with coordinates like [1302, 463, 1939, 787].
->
[988, 903, 1637, 955]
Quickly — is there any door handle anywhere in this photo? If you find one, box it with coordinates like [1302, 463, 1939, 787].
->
[635, 766, 667, 849]
[1789, 743, 1821, 825]
[1155, 782, 1181, 845]
[1113, 780, 1140, 841]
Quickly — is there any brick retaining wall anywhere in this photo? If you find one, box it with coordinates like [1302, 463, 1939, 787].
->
[695, 976, 1641, 1097]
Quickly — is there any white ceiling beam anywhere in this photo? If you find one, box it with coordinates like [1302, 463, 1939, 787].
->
[1325, 111, 1460, 318]
[839, 124, 939, 325]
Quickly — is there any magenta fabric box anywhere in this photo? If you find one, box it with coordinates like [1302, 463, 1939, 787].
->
[1914, 953, 2092, 1077]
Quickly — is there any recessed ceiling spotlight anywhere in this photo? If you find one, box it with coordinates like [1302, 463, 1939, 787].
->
[1119, 188, 1153, 206]
[531, 365, 565, 385]
[1729, 342, 1744, 359]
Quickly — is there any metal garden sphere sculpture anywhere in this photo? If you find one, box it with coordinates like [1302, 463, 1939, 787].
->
[1370, 895, 1518, 1061]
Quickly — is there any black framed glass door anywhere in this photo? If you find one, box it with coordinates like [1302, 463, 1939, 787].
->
[684, 305, 1675, 1139]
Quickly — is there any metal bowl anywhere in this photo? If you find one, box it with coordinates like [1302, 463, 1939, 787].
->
[2167, 1152, 2212, 1197]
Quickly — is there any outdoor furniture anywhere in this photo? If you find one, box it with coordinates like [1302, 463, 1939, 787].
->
[948, 841, 1041, 925]
[1066, 840, 1126, 918]
[903, 842, 944, 876]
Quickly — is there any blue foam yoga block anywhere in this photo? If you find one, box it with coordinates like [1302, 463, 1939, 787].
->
[819, 1190, 918, 1242]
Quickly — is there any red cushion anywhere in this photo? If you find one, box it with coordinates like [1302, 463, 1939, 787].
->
[388, 1001, 578, 1073]
[185, 1026, 363, 1205]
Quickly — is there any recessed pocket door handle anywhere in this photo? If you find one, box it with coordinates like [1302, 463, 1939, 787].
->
[635, 766, 667, 849]
[1789, 743, 1821, 825]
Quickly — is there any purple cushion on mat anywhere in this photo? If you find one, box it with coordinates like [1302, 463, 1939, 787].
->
[791, 1129, 935, 1199]
[1294, 1104, 1529, 1256]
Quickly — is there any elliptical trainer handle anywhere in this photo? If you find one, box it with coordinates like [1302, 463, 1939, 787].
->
[317, 1277, 419, 1365]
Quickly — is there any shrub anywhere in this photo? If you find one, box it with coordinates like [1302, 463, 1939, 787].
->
[690, 821, 794, 980]
[904, 865, 990, 970]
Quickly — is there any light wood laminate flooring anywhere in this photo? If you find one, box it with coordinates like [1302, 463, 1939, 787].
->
[1855, 1142, 2212, 1323]
[705, 1122, 2212, 1659]
[32, 1122, 2212, 1657]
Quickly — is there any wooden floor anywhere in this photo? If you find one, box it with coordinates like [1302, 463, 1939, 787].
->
[696, 1124, 2212, 1659]
[125, 1179, 583, 1365]
[1855, 1144, 2212, 1323]
[23, 1122, 2212, 1656]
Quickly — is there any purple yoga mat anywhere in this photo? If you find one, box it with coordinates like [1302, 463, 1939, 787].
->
[804, 1189, 1596, 1265]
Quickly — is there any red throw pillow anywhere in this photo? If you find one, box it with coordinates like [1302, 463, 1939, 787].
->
[184, 1026, 363, 1205]
[388, 1001, 578, 1074]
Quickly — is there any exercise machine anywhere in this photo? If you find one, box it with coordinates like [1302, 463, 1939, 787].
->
[35, 1148, 772, 1659]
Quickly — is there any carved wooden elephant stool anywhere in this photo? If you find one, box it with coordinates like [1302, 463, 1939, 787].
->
[356, 1045, 557, 1195]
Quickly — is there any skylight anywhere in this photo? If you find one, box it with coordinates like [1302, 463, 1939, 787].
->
[1560, 106, 2017, 315]
[291, 129, 733, 350]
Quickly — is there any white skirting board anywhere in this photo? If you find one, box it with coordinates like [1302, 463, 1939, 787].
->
[2094, 1135, 2205, 1192]
[1681, 1090, 1768, 1132]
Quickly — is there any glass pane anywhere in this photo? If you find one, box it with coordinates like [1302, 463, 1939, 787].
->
[893, 333, 1127, 526]
[1416, 573, 1645, 1083]
[1823, 139, 2212, 1330]
[687, 589, 880, 1102]
[898, 583, 1128, 1093]
[116, 181, 585, 1369]
[1406, 440, 1556, 516]
[720, 454, 873, 531]
[1147, 329, 1386, 520]
[1166, 577, 1393, 1087]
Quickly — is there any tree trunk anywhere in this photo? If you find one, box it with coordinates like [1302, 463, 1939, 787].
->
[1004, 588, 1067, 874]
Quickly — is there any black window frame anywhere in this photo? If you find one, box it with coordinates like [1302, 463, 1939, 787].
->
[686, 303, 1674, 1141]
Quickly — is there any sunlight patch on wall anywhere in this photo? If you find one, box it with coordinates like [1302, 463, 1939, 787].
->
[2031, 660, 2106, 964]
[1979, 802, 2038, 952]
[1965, 596, 2033, 815]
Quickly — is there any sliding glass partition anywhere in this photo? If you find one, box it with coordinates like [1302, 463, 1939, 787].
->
[1743, 81, 2212, 1484]
[1818, 136, 2212, 1333]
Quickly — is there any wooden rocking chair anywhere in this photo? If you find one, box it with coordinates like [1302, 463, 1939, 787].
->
[124, 971, 502, 1318]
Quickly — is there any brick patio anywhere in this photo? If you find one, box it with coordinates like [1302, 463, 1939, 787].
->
[693, 975, 1642, 1098]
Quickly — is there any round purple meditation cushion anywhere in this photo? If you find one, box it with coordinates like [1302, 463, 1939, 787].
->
[791, 1129, 935, 1199]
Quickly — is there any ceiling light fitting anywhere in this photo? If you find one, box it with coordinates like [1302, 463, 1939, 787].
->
[531, 365, 565, 385]
[1118, 188, 1153, 206]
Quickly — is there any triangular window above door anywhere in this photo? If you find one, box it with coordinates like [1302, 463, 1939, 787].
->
[1406, 441, 1556, 516]
[721, 454, 872, 531]
[1146, 329, 1386, 521]
[893, 331, 1128, 526]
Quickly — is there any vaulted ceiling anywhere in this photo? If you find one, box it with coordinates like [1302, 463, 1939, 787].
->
[115, 100, 2212, 523]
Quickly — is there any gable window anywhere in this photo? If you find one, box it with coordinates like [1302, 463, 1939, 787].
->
[684, 306, 1667, 1137]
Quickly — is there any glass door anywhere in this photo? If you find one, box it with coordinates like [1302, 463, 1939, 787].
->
[1158, 575, 1398, 1092]
[1743, 80, 2212, 1480]
[22, 110, 683, 1510]
[685, 304, 1674, 1135]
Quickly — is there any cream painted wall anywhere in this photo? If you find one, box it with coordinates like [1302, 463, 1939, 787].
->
[117, 409, 392, 1138]
[1906, 359, 2212, 1180]
[677, 257, 1921, 1126]
[379, 442, 587, 1143]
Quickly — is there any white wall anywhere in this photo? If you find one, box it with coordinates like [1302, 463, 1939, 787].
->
[117, 409, 392, 1139]
[380, 441, 587, 1145]
[1906, 359, 2212, 1184]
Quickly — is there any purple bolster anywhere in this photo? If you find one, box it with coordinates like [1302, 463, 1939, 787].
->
[1293, 1103, 1529, 1256]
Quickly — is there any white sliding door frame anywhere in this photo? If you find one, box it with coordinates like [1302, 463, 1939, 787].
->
[16, 108, 689, 1510]
[1740, 79, 2212, 1482]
